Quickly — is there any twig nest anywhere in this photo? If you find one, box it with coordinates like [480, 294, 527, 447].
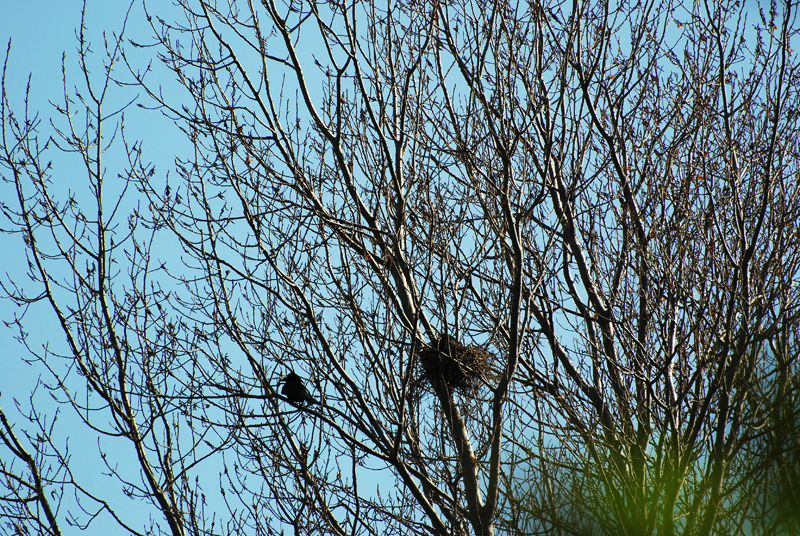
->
[418, 334, 494, 393]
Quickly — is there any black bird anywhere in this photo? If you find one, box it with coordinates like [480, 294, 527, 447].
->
[280, 372, 319, 405]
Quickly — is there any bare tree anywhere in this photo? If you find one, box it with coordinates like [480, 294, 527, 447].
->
[2, 5, 192, 534]
[2, 0, 800, 535]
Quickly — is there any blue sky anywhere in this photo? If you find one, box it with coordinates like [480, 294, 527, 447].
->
[1, 3, 386, 533]
[4, 1, 797, 534]
[1, 1, 109, 400]
[1, 0, 179, 405]
[1, 1, 191, 531]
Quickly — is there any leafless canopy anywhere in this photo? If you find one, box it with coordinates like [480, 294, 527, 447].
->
[2, 0, 800, 535]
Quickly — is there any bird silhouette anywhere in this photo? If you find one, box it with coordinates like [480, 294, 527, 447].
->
[280, 372, 319, 405]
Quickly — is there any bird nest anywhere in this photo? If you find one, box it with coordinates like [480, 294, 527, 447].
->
[417, 334, 494, 393]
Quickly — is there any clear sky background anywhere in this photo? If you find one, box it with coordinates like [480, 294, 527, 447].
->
[1, 1, 197, 531]
[5, 1, 794, 534]
[1, 0, 181, 409]
[3, 2, 376, 533]
[2, 1, 112, 405]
